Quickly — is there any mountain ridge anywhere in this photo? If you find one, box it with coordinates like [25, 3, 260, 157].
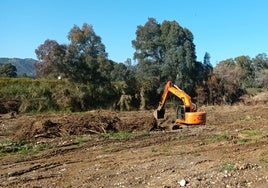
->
[0, 57, 37, 77]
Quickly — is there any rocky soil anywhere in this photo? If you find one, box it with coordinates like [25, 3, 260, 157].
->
[0, 104, 268, 187]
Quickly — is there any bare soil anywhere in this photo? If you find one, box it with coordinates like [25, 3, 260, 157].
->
[0, 104, 268, 188]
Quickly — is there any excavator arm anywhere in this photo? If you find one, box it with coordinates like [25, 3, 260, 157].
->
[154, 81, 206, 125]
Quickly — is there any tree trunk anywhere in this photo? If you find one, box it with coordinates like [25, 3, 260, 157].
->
[139, 87, 146, 110]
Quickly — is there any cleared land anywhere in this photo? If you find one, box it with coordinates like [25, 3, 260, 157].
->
[0, 104, 268, 188]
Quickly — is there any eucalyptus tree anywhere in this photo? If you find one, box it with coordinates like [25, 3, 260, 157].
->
[252, 53, 268, 87]
[35, 39, 67, 78]
[66, 23, 108, 84]
[234, 55, 254, 88]
[132, 18, 200, 109]
[35, 23, 117, 110]
[35, 23, 109, 84]
[160, 20, 197, 93]
[132, 18, 162, 109]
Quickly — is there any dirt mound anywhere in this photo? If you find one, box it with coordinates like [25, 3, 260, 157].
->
[14, 119, 61, 140]
[63, 111, 121, 135]
[118, 111, 158, 132]
[14, 110, 157, 140]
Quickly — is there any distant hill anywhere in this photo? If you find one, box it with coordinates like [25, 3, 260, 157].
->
[0, 58, 37, 77]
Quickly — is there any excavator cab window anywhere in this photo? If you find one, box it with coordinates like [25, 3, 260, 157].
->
[176, 105, 185, 120]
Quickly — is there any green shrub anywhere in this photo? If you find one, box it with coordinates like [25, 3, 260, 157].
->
[213, 132, 231, 141]
[0, 78, 119, 113]
[220, 162, 236, 172]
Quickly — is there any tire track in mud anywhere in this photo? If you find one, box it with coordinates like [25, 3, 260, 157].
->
[2, 125, 266, 187]
[7, 162, 62, 177]
[0, 127, 207, 187]
[0, 162, 63, 187]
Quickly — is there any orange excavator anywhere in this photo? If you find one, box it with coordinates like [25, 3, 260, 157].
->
[154, 81, 206, 125]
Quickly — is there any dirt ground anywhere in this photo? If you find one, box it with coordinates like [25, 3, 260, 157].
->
[0, 104, 268, 188]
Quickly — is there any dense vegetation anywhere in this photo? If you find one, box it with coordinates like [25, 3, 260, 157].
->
[1, 18, 268, 113]
[0, 78, 119, 113]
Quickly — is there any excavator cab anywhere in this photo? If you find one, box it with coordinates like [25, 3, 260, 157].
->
[176, 105, 185, 120]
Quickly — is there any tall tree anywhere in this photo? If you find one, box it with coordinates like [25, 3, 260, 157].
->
[160, 21, 197, 92]
[203, 52, 211, 67]
[35, 23, 108, 84]
[66, 23, 108, 84]
[132, 18, 162, 109]
[132, 18, 162, 64]
[132, 18, 198, 90]
[252, 53, 268, 71]
[252, 53, 268, 87]
[202, 52, 213, 79]
[132, 18, 198, 109]
[35, 39, 67, 78]
[234, 55, 254, 88]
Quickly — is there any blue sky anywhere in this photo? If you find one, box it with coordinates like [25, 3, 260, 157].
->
[1, 0, 267, 66]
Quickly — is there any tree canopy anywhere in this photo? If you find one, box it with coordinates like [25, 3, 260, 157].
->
[132, 18, 198, 89]
[30, 19, 268, 111]
[0, 63, 17, 77]
[132, 18, 211, 109]
[35, 23, 110, 85]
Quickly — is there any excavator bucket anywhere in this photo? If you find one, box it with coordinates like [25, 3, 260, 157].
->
[153, 108, 165, 119]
